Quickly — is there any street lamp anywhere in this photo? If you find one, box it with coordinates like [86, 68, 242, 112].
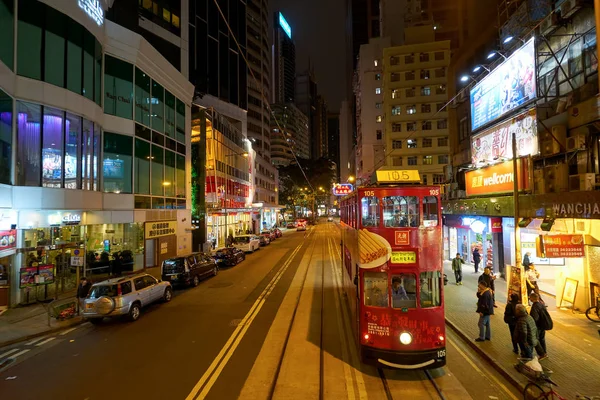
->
[348, 175, 355, 183]
[223, 150, 249, 246]
[487, 50, 507, 60]
[472, 65, 490, 73]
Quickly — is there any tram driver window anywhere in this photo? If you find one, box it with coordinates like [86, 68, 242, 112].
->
[420, 271, 442, 308]
[391, 274, 417, 309]
[364, 272, 388, 307]
[423, 196, 439, 227]
[361, 196, 380, 227]
[382, 196, 419, 227]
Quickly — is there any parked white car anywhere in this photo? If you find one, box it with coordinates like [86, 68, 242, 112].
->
[232, 235, 260, 253]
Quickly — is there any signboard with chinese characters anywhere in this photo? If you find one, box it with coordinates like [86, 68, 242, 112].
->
[538, 235, 585, 258]
[394, 231, 410, 245]
[471, 108, 538, 164]
[489, 217, 502, 233]
[332, 183, 354, 196]
[145, 221, 177, 239]
[390, 251, 416, 264]
[470, 38, 536, 131]
[465, 159, 529, 197]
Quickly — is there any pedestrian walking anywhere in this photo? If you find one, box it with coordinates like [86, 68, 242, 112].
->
[514, 304, 545, 359]
[526, 263, 541, 299]
[472, 248, 481, 274]
[76, 277, 92, 315]
[475, 281, 494, 342]
[452, 253, 464, 285]
[504, 292, 520, 354]
[478, 267, 497, 307]
[529, 292, 551, 360]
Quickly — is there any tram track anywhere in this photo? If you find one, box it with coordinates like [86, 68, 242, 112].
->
[377, 368, 447, 400]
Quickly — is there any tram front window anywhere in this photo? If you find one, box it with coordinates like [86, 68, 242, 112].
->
[391, 274, 417, 309]
[382, 196, 419, 227]
[420, 271, 442, 308]
[364, 272, 388, 307]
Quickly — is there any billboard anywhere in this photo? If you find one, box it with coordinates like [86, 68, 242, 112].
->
[470, 38, 536, 131]
[465, 159, 529, 197]
[471, 108, 538, 164]
[279, 12, 292, 39]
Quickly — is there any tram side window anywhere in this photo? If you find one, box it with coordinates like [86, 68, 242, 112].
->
[420, 271, 442, 308]
[361, 196, 379, 227]
[364, 272, 388, 307]
[391, 274, 417, 309]
[382, 196, 419, 227]
[423, 196, 439, 227]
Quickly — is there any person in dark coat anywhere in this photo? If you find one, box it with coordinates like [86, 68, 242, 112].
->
[514, 304, 539, 359]
[472, 248, 481, 273]
[504, 293, 520, 353]
[529, 292, 549, 360]
[452, 253, 464, 285]
[523, 252, 532, 271]
[478, 267, 497, 307]
[475, 281, 494, 342]
[76, 277, 92, 314]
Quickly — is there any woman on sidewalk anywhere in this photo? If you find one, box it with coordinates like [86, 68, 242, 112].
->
[504, 293, 520, 354]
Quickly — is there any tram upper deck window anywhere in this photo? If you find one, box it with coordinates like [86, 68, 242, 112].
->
[382, 196, 419, 227]
[391, 274, 417, 309]
[361, 196, 380, 227]
[420, 271, 442, 308]
[364, 272, 388, 307]
[423, 196, 439, 227]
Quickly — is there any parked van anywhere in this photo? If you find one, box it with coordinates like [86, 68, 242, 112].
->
[161, 252, 218, 287]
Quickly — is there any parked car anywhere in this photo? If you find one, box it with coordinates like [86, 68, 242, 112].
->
[272, 228, 283, 238]
[232, 235, 260, 253]
[286, 222, 295, 229]
[213, 247, 245, 267]
[83, 274, 172, 323]
[258, 235, 269, 246]
[161, 252, 218, 287]
[261, 230, 276, 241]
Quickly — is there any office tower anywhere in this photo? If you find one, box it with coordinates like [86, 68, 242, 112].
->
[272, 11, 296, 103]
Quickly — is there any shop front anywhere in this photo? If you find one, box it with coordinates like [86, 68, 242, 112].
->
[0, 228, 17, 311]
[144, 221, 177, 269]
[206, 211, 255, 249]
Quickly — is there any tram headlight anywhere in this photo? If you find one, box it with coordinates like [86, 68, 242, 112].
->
[399, 332, 412, 345]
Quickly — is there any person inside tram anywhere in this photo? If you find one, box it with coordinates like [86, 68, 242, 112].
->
[391, 277, 409, 306]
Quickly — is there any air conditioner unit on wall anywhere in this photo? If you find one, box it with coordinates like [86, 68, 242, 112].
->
[544, 164, 569, 193]
[534, 169, 545, 194]
[560, 0, 584, 19]
[569, 173, 596, 191]
[540, 12, 560, 36]
[541, 125, 567, 156]
[566, 134, 587, 151]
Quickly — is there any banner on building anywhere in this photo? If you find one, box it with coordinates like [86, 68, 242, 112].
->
[465, 158, 529, 196]
[537, 234, 585, 258]
[145, 221, 177, 239]
[0, 230, 16, 250]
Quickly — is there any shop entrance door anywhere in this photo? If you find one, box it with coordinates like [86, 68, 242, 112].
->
[145, 239, 156, 268]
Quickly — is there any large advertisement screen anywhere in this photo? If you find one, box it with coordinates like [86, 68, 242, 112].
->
[470, 38, 536, 131]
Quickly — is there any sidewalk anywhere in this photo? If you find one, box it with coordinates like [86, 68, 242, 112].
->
[444, 260, 600, 399]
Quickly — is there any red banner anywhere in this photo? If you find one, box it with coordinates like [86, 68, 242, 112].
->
[0, 230, 16, 250]
[394, 231, 410, 245]
[489, 218, 502, 233]
[541, 235, 585, 258]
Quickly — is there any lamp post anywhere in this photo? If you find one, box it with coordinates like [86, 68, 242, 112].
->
[512, 132, 526, 303]
[223, 150, 248, 246]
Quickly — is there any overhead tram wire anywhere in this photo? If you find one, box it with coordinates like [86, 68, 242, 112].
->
[211, 0, 314, 192]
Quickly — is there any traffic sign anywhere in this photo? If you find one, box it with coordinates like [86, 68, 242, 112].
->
[71, 256, 83, 266]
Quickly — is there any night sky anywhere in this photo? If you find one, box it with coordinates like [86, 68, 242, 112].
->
[270, 0, 350, 112]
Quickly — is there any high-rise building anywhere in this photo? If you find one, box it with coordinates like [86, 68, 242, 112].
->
[272, 11, 296, 103]
[351, 0, 380, 65]
[383, 37, 451, 186]
[327, 112, 341, 179]
[270, 104, 310, 166]
[314, 95, 329, 159]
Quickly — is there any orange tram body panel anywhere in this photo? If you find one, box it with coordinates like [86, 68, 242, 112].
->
[339, 178, 446, 370]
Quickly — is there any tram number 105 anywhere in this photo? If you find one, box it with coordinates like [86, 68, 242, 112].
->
[437, 349, 446, 358]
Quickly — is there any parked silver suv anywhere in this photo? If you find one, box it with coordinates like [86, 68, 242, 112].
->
[82, 274, 172, 323]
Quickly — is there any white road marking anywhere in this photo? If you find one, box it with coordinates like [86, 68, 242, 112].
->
[59, 326, 79, 336]
[186, 240, 306, 400]
[35, 337, 56, 347]
[25, 336, 47, 346]
[9, 349, 30, 359]
[0, 348, 20, 359]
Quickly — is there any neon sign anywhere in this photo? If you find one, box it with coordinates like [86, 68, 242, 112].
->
[78, 0, 104, 26]
[279, 12, 292, 39]
[332, 183, 354, 196]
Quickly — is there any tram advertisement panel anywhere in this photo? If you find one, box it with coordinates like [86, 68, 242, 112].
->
[358, 229, 391, 268]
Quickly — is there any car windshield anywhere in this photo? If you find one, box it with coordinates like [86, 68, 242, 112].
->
[235, 236, 250, 244]
[215, 249, 229, 256]
[163, 258, 185, 273]
[89, 284, 118, 298]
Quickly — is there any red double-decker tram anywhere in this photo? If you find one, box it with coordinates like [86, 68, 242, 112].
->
[339, 169, 446, 369]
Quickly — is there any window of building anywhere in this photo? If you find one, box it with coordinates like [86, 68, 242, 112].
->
[374, 59, 379, 67]
[375, 87, 381, 95]
[391, 274, 417, 309]
[392, 123, 402, 132]
[406, 88, 415, 97]
[135, 138, 151, 194]
[435, 68, 446, 78]
[0, 88, 12, 184]
[390, 55, 399, 65]
[408, 156, 417, 165]
[376, 130, 383, 140]
[375, 102, 382, 109]
[433, 174, 445, 184]
[421, 104, 431, 113]
[438, 137, 448, 146]
[423, 155, 433, 165]
[393, 157, 403, 166]
[420, 53, 430, 62]
[383, 196, 419, 227]
[407, 139, 417, 148]
[104, 56, 133, 119]
[406, 105, 417, 114]
[392, 140, 402, 149]
[420, 69, 430, 80]
[135, 68, 151, 127]
[422, 138, 432, 147]
[421, 86, 431, 96]
[436, 85, 447, 95]
[437, 119, 448, 129]
[376, 115, 382, 123]
[422, 121, 432, 130]
[391, 89, 399, 99]
[364, 272, 388, 307]
[151, 144, 164, 196]
[434, 51, 445, 61]
[420, 271, 442, 307]
[407, 122, 417, 131]
[42, 107, 64, 188]
[164, 150, 176, 197]
[405, 71, 415, 80]
[65, 114, 81, 189]
[391, 72, 400, 82]
[16, 102, 41, 186]
[67, 20, 83, 95]
[176, 99, 185, 143]
[391, 105, 401, 116]
[361, 196, 379, 227]
[375, 73, 381, 80]
[422, 174, 428, 185]
[405, 54, 414, 64]
[44, 8, 66, 88]
[103, 132, 133, 193]
[152, 81, 165, 133]
[438, 155, 449, 164]
[17, 0, 43, 79]
[0, 0, 14, 70]
[165, 91, 176, 138]
[459, 117, 469, 141]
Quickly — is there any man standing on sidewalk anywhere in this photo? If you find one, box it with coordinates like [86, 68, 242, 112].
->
[475, 281, 494, 342]
[472, 248, 481, 274]
[529, 292, 551, 360]
[452, 253, 464, 285]
[478, 267, 497, 307]
[76, 277, 92, 315]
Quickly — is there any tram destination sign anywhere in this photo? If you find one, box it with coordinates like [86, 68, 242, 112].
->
[373, 170, 421, 184]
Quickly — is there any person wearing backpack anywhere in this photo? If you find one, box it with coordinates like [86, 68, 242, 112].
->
[503, 293, 520, 354]
[529, 292, 551, 360]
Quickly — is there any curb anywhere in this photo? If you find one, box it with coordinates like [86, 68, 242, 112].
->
[0, 318, 85, 349]
[445, 317, 525, 393]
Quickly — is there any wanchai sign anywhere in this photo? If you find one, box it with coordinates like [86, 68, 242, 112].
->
[465, 159, 529, 197]
[78, 0, 104, 26]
